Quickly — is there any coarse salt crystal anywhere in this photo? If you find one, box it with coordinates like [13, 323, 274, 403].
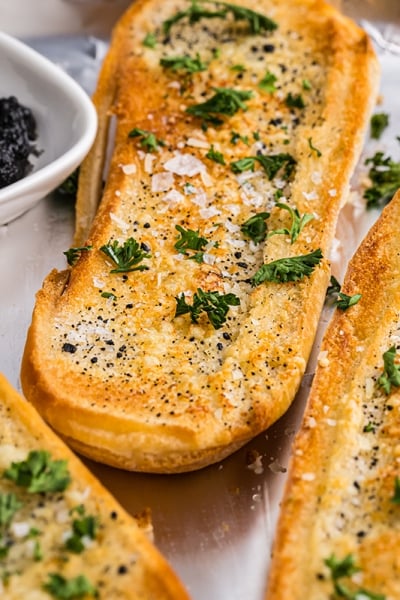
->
[311, 171, 322, 185]
[163, 189, 184, 204]
[164, 152, 206, 177]
[186, 137, 210, 149]
[328, 188, 337, 197]
[11, 522, 30, 538]
[301, 473, 315, 481]
[151, 172, 174, 193]
[325, 418, 337, 427]
[232, 368, 243, 380]
[115, 190, 121, 197]
[120, 163, 137, 175]
[144, 153, 156, 173]
[92, 277, 105, 288]
[302, 190, 318, 201]
[167, 81, 181, 89]
[203, 253, 216, 265]
[110, 212, 129, 233]
[307, 416, 317, 428]
[200, 206, 221, 219]
[318, 350, 330, 367]
[200, 170, 213, 187]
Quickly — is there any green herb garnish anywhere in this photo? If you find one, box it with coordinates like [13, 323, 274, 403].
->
[231, 64, 246, 72]
[4, 451, 71, 494]
[285, 92, 305, 109]
[186, 87, 253, 126]
[128, 128, 165, 152]
[251, 248, 322, 286]
[174, 225, 209, 262]
[231, 153, 296, 180]
[268, 202, 314, 243]
[230, 131, 249, 145]
[163, 0, 277, 34]
[258, 71, 277, 93]
[302, 79, 312, 90]
[378, 346, 400, 394]
[335, 292, 362, 310]
[101, 291, 117, 300]
[391, 476, 400, 504]
[324, 553, 385, 600]
[65, 515, 98, 554]
[364, 152, 400, 209]
[308, 137, 322, 157]
[327, 275, 341, 296]
[370, 113, 389, 140]
[143, 32, 157, 48]
[63, 246, 92, 266]
[363, 422, 375, 433]
[56, 168, 80, 199]
[240, 212, 270, 244]
[0, 493, 22, 528]
[175, 288, 240, 329]
[100, 238, 151, 273]
[160, 53, 207, 73]
[206, 145, 225, 164]
[43, 574, 98, 599]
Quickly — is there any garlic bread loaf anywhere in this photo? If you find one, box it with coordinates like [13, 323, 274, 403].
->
[21, 0, 379, 472]
[266, 191, 400, 599]
[0, 374, 189, 599]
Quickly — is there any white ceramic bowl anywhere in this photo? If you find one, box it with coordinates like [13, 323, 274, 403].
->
[0, 32, 97, 224]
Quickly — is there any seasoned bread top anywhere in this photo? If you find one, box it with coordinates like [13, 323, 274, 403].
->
[266, 191, 400, 599]
[22, 0, 379, 473]
[0, 374, 188, 599]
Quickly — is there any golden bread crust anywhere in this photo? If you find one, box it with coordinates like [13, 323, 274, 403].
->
[266, 191, 400, 598]
[22, 0, 379, 472]
[0, 374, 189, 598]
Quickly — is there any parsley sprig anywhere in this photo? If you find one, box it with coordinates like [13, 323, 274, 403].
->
[251, 248, 322, 287]
[378, 346, 400, 394]
[268, 202, 314, 243]
[163, 0, 277, 35]
[0, 493, 22, 529]
[65, 514, 98, 554]
[335, 292, 362, 310]
[186, 87, 253, 125]
[391, 476, 400, 504]
[175, 288, 240, 329]
[43, 574, 98, 599]
[258, 71, 277, 93]
[64, 245, 92, 266]
[100, 238, 151, 273]
[370, 113, 389, 140]
[324, 554, 385, 600]
[240, 212, 270, 244]
[128, 128, 165, 152]
[160, 53, 207, 73]
[231, 153, 296, 180]
[285, 92, 306, 109]
[364, 152, 400, 209]
[4, 450, 71, 494]
[174, 225, 209, 262]
[206, 145, 225, 164]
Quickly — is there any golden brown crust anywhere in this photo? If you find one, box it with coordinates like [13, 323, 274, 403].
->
[266, 191, 400, 599]
[22, 0, 379, 472]
[0, 374, 189, 598]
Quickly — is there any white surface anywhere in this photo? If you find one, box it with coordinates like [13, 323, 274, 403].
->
[0, 32, 97, 224]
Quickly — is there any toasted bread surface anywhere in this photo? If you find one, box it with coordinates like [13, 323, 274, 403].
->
[22, 0, 379, 472]
[266, 191, 400, 599]
[0, 374, 189, 599]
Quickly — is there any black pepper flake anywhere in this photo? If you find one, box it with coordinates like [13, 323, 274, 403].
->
[118, 565, 128, 575]
[62, 343, 77, 354]
[263, 43, 275, 53]
[223, 332, 231, 340]
[110, 511, 118, 520]
[217, 343, 224, 351]
[126, 303, 133, 309]
[90, 357, 98, 364]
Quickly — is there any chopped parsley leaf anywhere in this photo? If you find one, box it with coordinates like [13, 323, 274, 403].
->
[186, 87, 253, 125]
[231, 64, 246, 72]
[160, 53, 206, 73]
[308, 137, 322, 157]
[335, 292, 362, 310]
[43, 574, 98, 599]
[391, 476, 400, 504]
[363, 422, 375, 433]
[268, 202, 314, 243]
[163, 0, 278, 34]
[364, 151, 400, 209]
[0, 492, 22, 528]
[240, 212, 270, 244]
[206, 145, 225, 164]
[370, 112, 389, 140]
[251, 248, 322, 286]
[101, 291, 117, 300]
[100, 238, 151, 273]
[128, 128, 165, 152]
[285, 92, 306, 109]
[378, 346, 400, 395]
[143, 32, 157, 48]
[258, 71, 277, 93]
[174, 225, 209, 262]
[231, 153, 296, 180]
[63, 245, 92, 266]
[65, 515, 98, 554]
[230, 131, 249, 145]
[175, 288, 240, 329]
[4, 451, 71, 494]
[302, 79, 312, 90]
[56, 168, 80, 199]
[324, 553, 385, 600]
[327, 275, 341, 296]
